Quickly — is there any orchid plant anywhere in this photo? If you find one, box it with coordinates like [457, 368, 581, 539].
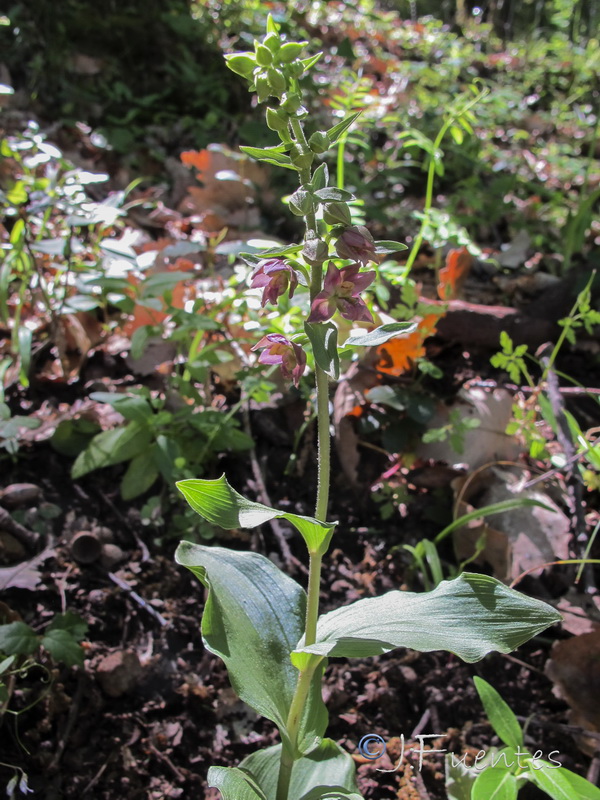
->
[175, 18, 561, 800]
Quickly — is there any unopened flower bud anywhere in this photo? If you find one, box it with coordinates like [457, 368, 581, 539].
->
[281, 92, 302, 114]
[255, 43, 273, 66]
[225, 53, 256, 78]
[267, 67, 287, 96]
[308, 130, 330, 155]
[255, 74, 271, 102]
[286, 61, 305, 80]
[323, 202, 352, 226]
[289, 144, 314, 170]
[279, 42, 307, 62]
[302, 238, 329, 265]
[288, 188, 314, 216]
[266, 107, 289, 132]
[263, 32, 281, 53]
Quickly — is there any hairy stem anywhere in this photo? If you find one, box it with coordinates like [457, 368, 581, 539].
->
[275, 659, 320, 800]
[275, 115, 332, 800]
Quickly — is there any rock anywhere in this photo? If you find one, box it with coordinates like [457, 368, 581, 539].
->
[96, 650, 142, 698]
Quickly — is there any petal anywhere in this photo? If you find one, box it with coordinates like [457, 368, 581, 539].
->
[257, 350, 284, 366]
[349, 269, 376, 294]
[308, 293, 336, 323]
[322, 261, 341, 292]
[338, 297, 374, 323]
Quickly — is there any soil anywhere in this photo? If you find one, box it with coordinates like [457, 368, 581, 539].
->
[0, 341, 598, 800]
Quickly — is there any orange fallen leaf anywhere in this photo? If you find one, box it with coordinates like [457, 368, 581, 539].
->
[181, 149, 212, 174]
[375, 313, 439, 376]
[438, 246, 472, 300]
[376, 331, 426, 376]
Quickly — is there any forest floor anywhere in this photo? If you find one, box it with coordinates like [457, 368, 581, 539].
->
[2, 60, 600, 799]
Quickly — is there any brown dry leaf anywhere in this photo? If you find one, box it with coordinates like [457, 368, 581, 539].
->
[546, 631, 600, 756]
[179, 145, 267, 228]
[0, 546, 54, 591]
[556, 591, 600, 636]
[416, 386, 520, 469]
[451, 466, 570, 581]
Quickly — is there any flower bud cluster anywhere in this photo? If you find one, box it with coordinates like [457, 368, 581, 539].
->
[225, 29, 309, 104]
[227, 17, 401, 389]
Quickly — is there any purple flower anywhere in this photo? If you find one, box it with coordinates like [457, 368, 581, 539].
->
[308, 262, 375, 323]
[252, 333, 306, 387]
[335, 225, 379, 265]
[250, 258, 299, 307]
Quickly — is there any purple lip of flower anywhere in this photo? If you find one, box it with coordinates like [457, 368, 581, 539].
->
[250, 259, 299, 307]
[251, 333, 306, 387]
[307, 262, 376, 324]
[335, 225, 379, 266]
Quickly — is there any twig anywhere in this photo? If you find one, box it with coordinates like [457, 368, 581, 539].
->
[522, 450, 593, 490]
[499, 652, 546, 675]
[49, 672, 86, 770]
[81, 751, 117, 794]
[516, 715, 600, 744]
[539, 346, 592, 590]
[148, 741, 187, 782]
[0, 506, 40, 550]
[107, 572, 168, 627]
[588, 757, 600, 785]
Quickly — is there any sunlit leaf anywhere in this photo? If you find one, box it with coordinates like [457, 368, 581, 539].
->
[345, 321, 418, 347]
[177, 475, 336, 556]
[175, 543, 327, 755]
[295, 573, 561, 661]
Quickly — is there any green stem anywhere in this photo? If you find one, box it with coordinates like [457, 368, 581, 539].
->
[275, 113, 332, 800]
[403, 88, 487, 275]
[314, 366, 330, 523]
[275, 659, 320, 800]
[304, 552, 322, 645]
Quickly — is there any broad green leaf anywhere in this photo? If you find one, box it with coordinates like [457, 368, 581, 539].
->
[0, 622, 39, 655]
[374, 240, 409, 254]
[41, 629, 84, 667]
[0, 655, 15, 675]
[240, 145, 295, 170]
[314, 188, 355, 202]
[120, 451, 159, 500]
[326, 111, 362, 146]
[46, 612, 88, 641]
[295, 572, 561, 662]
[473, 677, 523, 749]
[528, 761, 600, 800]
[177, 475, 336, 556]
[207, 767, 268, 800]
[175, 543, 327, 754]
[140, 271, 190, 298]
[239, 242, 303, 265]
[305, 322, 339, 380]
[240, 739, 361, 800]
[89, 392, 153, 424]
[472, 768, 518, 800]
[71, 422, 152, 479]
[445, 752, 478, 800]
[300, 789, 363, 800]
[345, 321, 419, 347]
